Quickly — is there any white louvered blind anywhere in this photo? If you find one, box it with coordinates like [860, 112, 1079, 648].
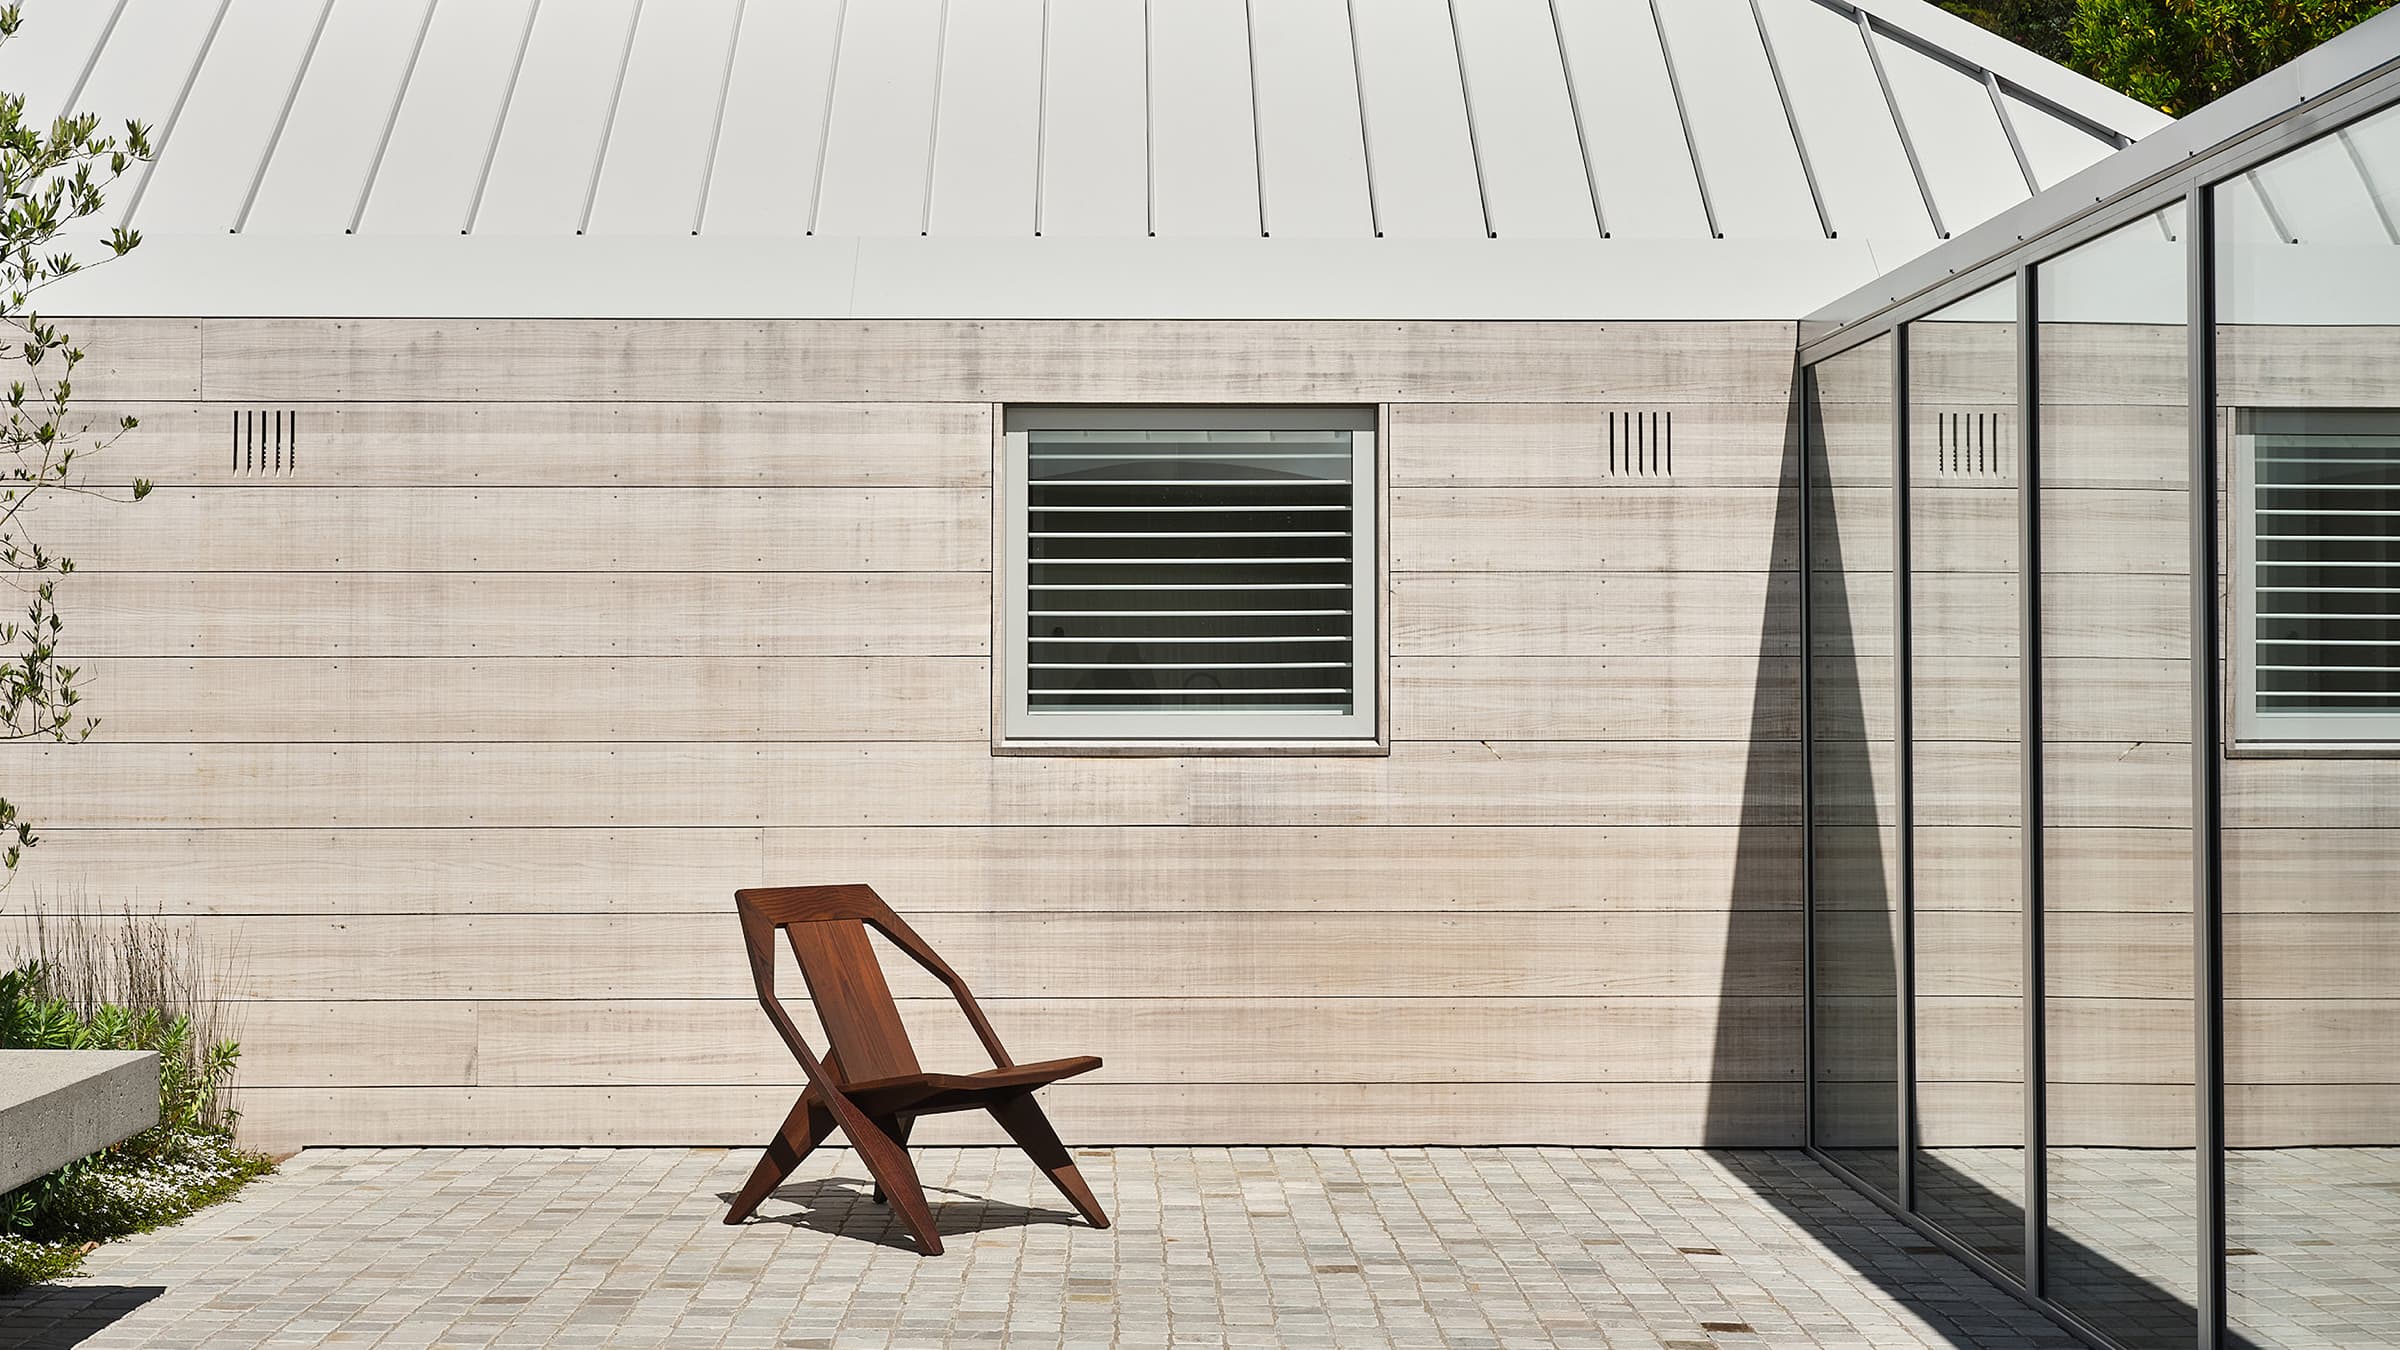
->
[2237, 408, 2400, 744]
[1002, 407, 1378, 744]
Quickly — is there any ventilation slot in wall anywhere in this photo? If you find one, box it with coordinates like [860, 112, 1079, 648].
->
[232, 410, 298, 475]
[1932, 412, 2008, 477]
[1606, 410, 1673, 477]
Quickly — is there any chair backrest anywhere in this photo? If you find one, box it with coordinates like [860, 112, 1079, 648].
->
[735, 884, 1014, 1085]
[784, 918, 922, 1083]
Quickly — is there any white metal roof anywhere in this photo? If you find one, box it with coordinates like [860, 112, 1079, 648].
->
[22, 0, 2169, 319]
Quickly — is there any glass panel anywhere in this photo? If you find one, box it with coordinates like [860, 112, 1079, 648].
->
[1907, 281, 2027, 1272]
[2218, 96, 2400, 1350]
[1807, 334, 1901, 1197]
[2038, 209, 2199, 1349]
[1026, 427, 1358, 715]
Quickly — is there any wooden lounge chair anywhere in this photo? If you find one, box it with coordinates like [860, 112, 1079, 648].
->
[722, 884, 1109, 1253]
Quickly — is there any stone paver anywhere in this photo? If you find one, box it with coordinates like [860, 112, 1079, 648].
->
[0, 1148, 2077, 1349]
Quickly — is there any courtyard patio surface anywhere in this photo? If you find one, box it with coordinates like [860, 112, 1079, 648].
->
[0, 1146, 2078, 1350]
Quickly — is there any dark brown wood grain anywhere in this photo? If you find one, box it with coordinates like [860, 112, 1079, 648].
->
[722, 883, 1109, 1252]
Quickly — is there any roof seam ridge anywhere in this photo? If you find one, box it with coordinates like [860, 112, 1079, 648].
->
[1747, 0, 1834, 240]
[576, 0, 649, 236]
[1033, 0, 1052, 236]
[1647, 0, 1720, 240]
[1857, 8, 1947, 239]
[1442, 0, 1497, 239]
[1241, 0, 1270, 238]
[919, 0, 952, 237]
[118, 0, 237, 231]
[1985, 69, 2042, 195]
[1143, 0, 1157, 237]
[804, 0, 852, 237]
[463, 0, 546, 236]
[690, 0, 752, 236]
[233, 0, 340, 235]
[1544, 0, 1608, 237]
[57, 0, 132, 125]
[1342, 0, 1381, 238]
[347, 0, 441, 235]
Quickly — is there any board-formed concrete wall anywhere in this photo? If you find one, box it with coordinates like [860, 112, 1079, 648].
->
[9, 318, 1805, 1154]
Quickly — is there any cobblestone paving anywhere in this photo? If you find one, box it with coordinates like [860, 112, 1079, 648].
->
[0, 1148, 2080, 1349]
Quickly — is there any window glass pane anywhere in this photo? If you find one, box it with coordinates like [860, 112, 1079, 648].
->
[1907, 280, 2026, 1272]
[1028, 428, 1357, 715]
[2039, 210, 2199, 1350]
[1807, 334, 1900, 1198]
[2218, 95, 2400, 1350]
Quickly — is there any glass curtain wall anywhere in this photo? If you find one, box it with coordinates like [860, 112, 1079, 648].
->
[1906, 282, 2028, 1270]
[2216, 97, 2400, 1350]
[1801, 67, 2400, 1350]
[2038, 210, 2199, 1350]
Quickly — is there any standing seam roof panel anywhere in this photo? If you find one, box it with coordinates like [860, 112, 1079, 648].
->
[923, 0, 1044, 237]
[0, 1, 126, 129]
[2000, 88, 2119, 190]
[1039, 0, 1150, 237]
[702, 0, 842, 235]
[1449, 0, 1599, 238]
[1549, 0, 1707, 239]
[813, 0, 944, 237]
[10, 0, 2172, 267]
[470, 0, 642, 235]
[1870, 27, 2026, 236]
[356, 0, 539, 235]
[127, 0, 327, 236]
[585, 0, 744, 236]
[237, 0, 429, 234]
[1148, 0, 1262, 239]
[1757, 0, 1933, 244]
[69, 0, 225, 177]
[1246, 0, 1372, 238]
[1651, 0, 1820, 238]
[1348, 0, 1485, 238]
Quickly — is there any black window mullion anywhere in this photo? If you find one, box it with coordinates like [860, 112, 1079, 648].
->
[2019, 259, 2048, 1300]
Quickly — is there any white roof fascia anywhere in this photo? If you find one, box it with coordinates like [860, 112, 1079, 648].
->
[40, 233, 1895, 322]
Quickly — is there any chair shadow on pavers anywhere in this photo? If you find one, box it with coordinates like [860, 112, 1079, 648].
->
[719, 1177, 1087, 1253]
[722, 884, 1110, 1255]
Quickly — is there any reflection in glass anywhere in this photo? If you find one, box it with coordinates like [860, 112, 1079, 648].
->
[1906, 282, 2027, 1272]
[2039, 210, 2199, 1349]
[1807, 336, 1900, 1197]
[2217, 97, 2400, 1350]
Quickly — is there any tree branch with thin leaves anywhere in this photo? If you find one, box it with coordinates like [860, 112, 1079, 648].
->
[0, 3, 154, 878]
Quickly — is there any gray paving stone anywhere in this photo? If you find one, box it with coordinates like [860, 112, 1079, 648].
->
[0, 1148, 2080, 1348]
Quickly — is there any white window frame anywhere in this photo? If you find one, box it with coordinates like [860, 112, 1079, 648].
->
[997, 405, 1384, 754]
[2232, 407, 2400, 748]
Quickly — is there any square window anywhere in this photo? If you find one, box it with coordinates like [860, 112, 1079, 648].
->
[2234, 408, 2400, 745]
[998, 406, 1381, 750]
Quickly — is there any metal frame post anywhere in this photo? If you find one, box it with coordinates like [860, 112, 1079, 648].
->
[1893, 327, 1917, 1213]
[2018, 261, 2048, 1299]
[2187, 182, 2229, 1350]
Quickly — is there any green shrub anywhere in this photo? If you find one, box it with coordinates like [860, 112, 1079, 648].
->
[0, 909, 273, 1294]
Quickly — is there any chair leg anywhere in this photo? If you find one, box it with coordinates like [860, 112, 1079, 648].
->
[726, 1087, 838, 1225]
[836, 1106, 943, 1256]
[870, 1116, 915, 1205]
[989, 1091, 1110, 1229]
